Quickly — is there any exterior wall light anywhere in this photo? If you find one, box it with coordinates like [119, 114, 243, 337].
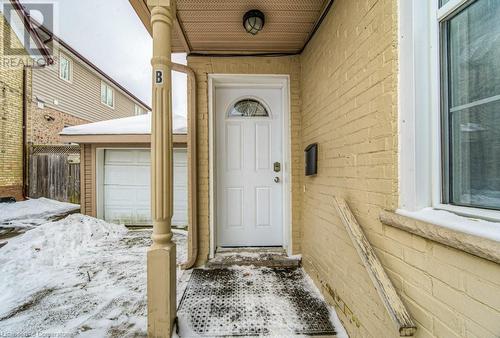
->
[44, 114, 55, 122]
[243, 10, 265, 35]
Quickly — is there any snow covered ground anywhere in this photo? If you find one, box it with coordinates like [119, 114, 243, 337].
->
[0, 204, 347, 337]
[0, 198, 80, 230]
[0, 214, 187, 338]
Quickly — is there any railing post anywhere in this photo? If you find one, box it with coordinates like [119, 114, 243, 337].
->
[147, 0, 176, 337]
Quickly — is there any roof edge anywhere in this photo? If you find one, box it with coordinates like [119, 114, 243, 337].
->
[29, 15, 152, 111]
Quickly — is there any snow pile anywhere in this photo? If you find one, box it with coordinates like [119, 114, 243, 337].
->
[0, 214, 187, 337]
[60, 113, 187, 136]
[0, 198, 80, 228]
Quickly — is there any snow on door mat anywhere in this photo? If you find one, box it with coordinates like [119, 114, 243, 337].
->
[177, 267, 338, 337]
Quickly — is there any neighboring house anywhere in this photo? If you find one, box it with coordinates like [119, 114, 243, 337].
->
[28, 26, 151, 145]
[129, 0, 500, 337]
[60, 114, 188, 227]
[0, 1, 151, 201]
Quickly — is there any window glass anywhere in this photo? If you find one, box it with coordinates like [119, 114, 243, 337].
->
[228, 99, 269, 117]
[101, 82, 114, 108]
[440, 0, 452, 7]
[59, 55, 71, 81]
[106, 86, 114, 107]
[443, 0, 500, 209]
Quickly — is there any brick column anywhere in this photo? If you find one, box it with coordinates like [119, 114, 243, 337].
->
[147, 0, 176, 337]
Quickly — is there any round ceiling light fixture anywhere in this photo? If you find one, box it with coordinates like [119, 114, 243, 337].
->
[243, 10, 265, 35]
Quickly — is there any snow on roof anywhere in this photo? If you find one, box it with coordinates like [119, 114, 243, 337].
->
[60, 113, 187, 135]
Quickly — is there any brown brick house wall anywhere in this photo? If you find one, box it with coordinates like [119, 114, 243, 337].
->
[27, 102, 89, 144]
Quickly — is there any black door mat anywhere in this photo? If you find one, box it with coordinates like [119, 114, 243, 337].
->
[177, 267, 337, 337]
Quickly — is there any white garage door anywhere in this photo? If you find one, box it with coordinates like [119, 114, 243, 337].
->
[172, 149, 188, 226]
[103, 148, 188, 226]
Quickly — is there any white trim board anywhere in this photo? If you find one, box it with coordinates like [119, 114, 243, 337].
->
[208, 74, 293, 258]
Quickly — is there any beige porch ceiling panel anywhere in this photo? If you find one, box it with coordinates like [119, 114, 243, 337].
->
[131, 0, 330, 54]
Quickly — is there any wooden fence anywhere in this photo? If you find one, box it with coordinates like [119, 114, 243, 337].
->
[28, 145, 81, 204]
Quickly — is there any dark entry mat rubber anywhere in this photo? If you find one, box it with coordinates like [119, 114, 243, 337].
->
[177, 267, 337, 337]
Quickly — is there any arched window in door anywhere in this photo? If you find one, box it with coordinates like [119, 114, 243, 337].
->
[228, 98, 269, 117]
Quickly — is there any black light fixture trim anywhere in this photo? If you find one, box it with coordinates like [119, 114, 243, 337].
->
[243, 10, 265, 35]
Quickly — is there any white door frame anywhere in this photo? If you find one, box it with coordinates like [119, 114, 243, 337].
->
[208, 74, 292, 258]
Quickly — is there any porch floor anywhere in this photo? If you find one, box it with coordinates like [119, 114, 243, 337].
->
[177, 266, 338, 337]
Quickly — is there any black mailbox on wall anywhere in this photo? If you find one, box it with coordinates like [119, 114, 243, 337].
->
[305, 143, 318, 176]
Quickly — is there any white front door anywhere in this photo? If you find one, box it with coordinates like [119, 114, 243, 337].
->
[216, 86, 283, 247]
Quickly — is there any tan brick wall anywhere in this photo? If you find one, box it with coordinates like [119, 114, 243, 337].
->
[0, 15, 31, 199]
[187, 56, 303, 264]
[27, 102, 89, 144]
[300, 0, 500, 337]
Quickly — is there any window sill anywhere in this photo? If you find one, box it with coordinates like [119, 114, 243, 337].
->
[434, 204, 500, 224]
[379, 208, 500, 264]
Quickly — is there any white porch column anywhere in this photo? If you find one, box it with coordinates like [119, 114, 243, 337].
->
[147, 0, 176, 337]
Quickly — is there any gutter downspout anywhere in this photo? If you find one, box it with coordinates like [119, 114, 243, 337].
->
[22, 63, 47, 199]
[22, 66, 28, 199]
[171, 62, 198, 270]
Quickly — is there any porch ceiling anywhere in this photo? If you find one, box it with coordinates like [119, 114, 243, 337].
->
[130, 0, 332, 54]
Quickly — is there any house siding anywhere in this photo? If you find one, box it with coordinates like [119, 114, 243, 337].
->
[83, 143, 93, 216]
[32, 43, 148, 124]
[0, 15, 31, 200]
[300, 0, 500, 337]
[187, 56, 303, 264]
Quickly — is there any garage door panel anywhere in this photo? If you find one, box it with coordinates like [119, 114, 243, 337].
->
[104, 186, 139, 204]
[136, 187, 150, 204]
[135, 208, 151, 224]
[174, 167, 188, 185]
[105, 150, 139, 164]
[105, 208, 134, 223]
[135, 167, 151, 185]
[174, 151, 187, 165]
[174, 189, 188, 206]
[104, 166, 150, 186]
[136, 150, 151, 164]
[104, 149, 187, 226]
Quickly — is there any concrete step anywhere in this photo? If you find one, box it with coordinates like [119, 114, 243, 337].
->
[206, 247, 301, 269]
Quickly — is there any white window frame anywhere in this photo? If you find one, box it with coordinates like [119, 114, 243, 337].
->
[135, 104, 145, 116]
[59, 53, 72, 83]
[399, 0, 500, 225]
[101, 81, 115, 109]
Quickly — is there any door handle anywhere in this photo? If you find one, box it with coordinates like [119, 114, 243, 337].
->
[274, 177, 280, 183]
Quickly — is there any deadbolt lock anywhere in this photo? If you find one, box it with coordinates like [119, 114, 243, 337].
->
[274, 162, 281, 173]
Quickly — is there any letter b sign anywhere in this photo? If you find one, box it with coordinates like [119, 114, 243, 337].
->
[155, 70, 164, 85]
